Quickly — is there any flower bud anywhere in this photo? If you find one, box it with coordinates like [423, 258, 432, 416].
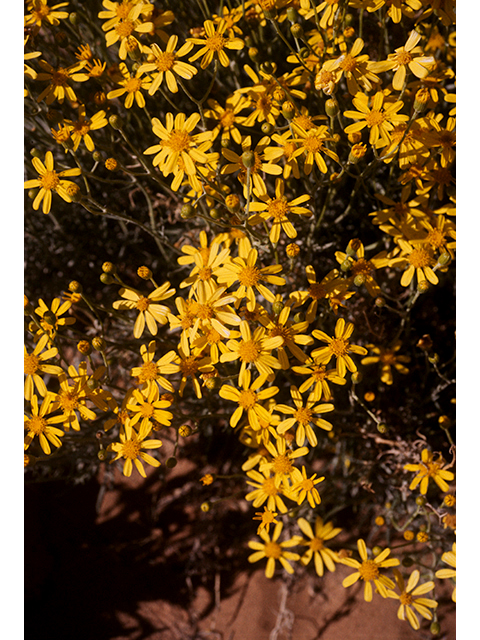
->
[241, 150, 256, 169]
[92, 337, 106, 351]
[69, 12, 78, 25]
[43, 311, 56, 327]
[351, 371, 362, 384]
[282, 101, 296, 120]
[430, 622, 440, 636]
[260, 61, 275, 74]
[341, 258, 353, 272]
[92, 150, 102, 163]
[30, 148, 42, 158]
[286, 243, 300, 258]
[108, 114, 123, 130]
[438, 252, 451, 266]
[375, 297, 385, 307]
[100, 273, 114, 285]
[165, 456, 177, 468]
[248, 47, 260, 62]
[77, 340, 91, 355]
[180, 203, 196, 219]
[290, 23, 304, 39]
[137, 266, 152, 280]
[200, 501, 211, 512]
[353, 274, 366, 287]
[293, 312, 305, 324]
[417, 280, 429, 293]
[415, 496, 427, 507]
[87, 378, 99, 390]
[325, 98, 339, 117]
[377, 423, 387, 434]
[414, 88, 430, 113]
[372, 545, 382, 556]
[225, 194, 240, 213]
[402, 556, 414, 567]
[69, 280, 83, 293]
[27, 189, 38, 200]
[272, 301, 284, 315]
[209, 207, 222, 220]
[98, 449, 108, 461]
[261, 122, 274, 135]
[286, 7, 298, 22]
[105, 157, 119, 171]
[102, 261, 116, 274]
[179, 425, 193, 437]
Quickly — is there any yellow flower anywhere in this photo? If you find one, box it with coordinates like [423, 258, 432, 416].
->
[25, 0, 69, 29]
[216, 246, 286, 311]
[177, 341, 214, 399]
[323, 38, 381, 95]
[344, 91, 409, 148]
[290, 466, 324, 507]
[290, 266, 351, 323]
[103, 6, 154, 60]
[404, 448, 454, 495]
[107, 62, 151, 108]
[292, 359, 346, 402]
[220, 320, 283, 386]
[276, 385, 334, 447]
[131, 340, 180, 394]
[178, 238, 230, 297]
[204, 93, 250, 145]
[389, 238, 439, 288]
[187, 19, 244, 69]
[248, 521, 302, 578]
[24, 394, 65, 455]
[35, 60, 88, 105]
[219, 370, 279, 429]
[311, 318, 368, 378]
[435, 542, 456, 602]
[245, 468, 290, 514]
[138, 36, 197, 95]
[253, 507, 280, 536]
[291, 122, 340, 175]
[361, 341, 411, 385]
[335, 239, 389, 297]
[297, 517, 342, 577]
[371, 30, 435, 91]
[33, 297, 75, 340]
[112, 281, 175, 339]
[248, 178, 311, 244]
[109, 418, 163, 478]
[24, 151, 82, 214]
[340, 539, 399, 601]
[24, 333, 63, 400]
[186, 281, 241, 343]
[387, 569, 438, 630]
[259, 436, 308, 489]
[144, 112, 213, 182]
[64, 104, 108, 152]
[49, 365, 99, 431]
[126, 386, 173, 431]
[258, 303, 313, 369]
[263, 130, 304, 180]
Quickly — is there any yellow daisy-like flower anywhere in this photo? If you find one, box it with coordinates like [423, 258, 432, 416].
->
[24, 394, 65, 455]
[103, 7, 154, 60]
[335, 239, 389, 298]
[291, 359, 346, 402]
[253, 507, 280, 536]
[259, 436, 308, 489]
[138, 36, 197, 95]
[24, 333, 63, 400]
[220, 320, 283, 386]
[248, 178, 311, 244]
[144, 112, 213, 181]
[389, 238, 439, 288]
[263, 130, 304, 180]
[323, 37, 381, 96]
[187, 19, 244, 69]
[126, 386, 173, 431]
[216, 246, 286, 311]
[107, 62, 151, 109]
[311, 318, 368, 378]
[248, 521, 302, 578]
[258, 302, 313, 369]
[177, 341, 214, 399]
[33, 297, 75, 341]
[297, 517, 342, 577]
[35, 60, 89, 105]
[291, 122, 340, 175]
[109, 417, 163, 478]
[24, 151, 82, 215]
[112, 281, 175, 339]
[387, 569, 438, 630]
[49, 366, 98, 432]
[404, 448, 454, 495]
[435, 542, 456, 602]
[276, 385, 334, 447]
[219, 370, 279, 429]
[131, 341, 180, 394]
[371, 30, 435, 91]
[25, 0, 69, 28]
[204, 93, 250, 145]
[344, 91, 409, 148]
[245, 468, 290, 514]
[361, 341, 411, 385]
[290, 266, 351, 323]
[290, 466, 325, 508]
[179, 240, 230, 297]
[64, 105, 108, 152]
[340, 539, 399, 602]
[185, 281, 241, 344]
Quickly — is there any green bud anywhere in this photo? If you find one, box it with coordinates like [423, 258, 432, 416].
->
[290, 23, 304, 39]
[372, 545, 382, 557]
[92, 150, 102, 163]
[325, 99, 339, 117]
[260, 61, 274, 74]
[98, 449, 108, 461]
[293, 312, 305, 324]
[92, 337, 106, 351]
[27, 189, 38, 200]
[281, 101, 296, 120]
[180, 204, 196, 219]
[209, 207, 222, 220]
[353, 274, 366, 287]
[272, 301, 284, 315]
[375, 297, 385, 308]
[100, 273, 114, 285]
[42, 311, 56, 327]
[286, 7, 298, 22]
[341, 258, 353, 272]
[430, 622, 440, 635]
[377, 423, 387, 434]
[30, 148, 42, 158]
[68, 280, 83, 293]
[402, 556, 414, 567]
[261, 122, 274, 135]
[109, 114, 123, 130]
[416, 496, 427, 507]
[87, 378, 99, 390]
[438, 252, 451, 266]
[69, 12, 78, 25]
[165, 456, 177, 468]
[351, 371, 362, 384]
[241, 150, 256, 169]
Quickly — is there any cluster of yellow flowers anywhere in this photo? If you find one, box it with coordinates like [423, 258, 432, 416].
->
[24, 0, 456, 633]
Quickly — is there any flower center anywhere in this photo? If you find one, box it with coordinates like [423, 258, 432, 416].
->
[155, 51, 176, 71]
[267, 198, 290, 220]
[138, 361, 159, 383]
[115, 19, 135, 38]
[264, 541, 282, 559]
[299, 477, 315, 491]
[139, 403, 155, 418]
[238, 265, 261, 287]
[352, 258, 374, 276]
[197, 266, 213, 282]
[312, 365, 327, 380]
[136, 296, 151, 311]
[24, 353, 41, 375]
[399, 592, 413, 606]
[125, 77, 142, 93]
[26, 415, 48, 435]
[269, 325, 292, 342]
[256, 93, 272, 115]
[432, 167, 453, 185]
[329, 338, 349, 356]
[205, 328, 222, 344]
[340, 54, 357, 72]
[272, 453, 293, 476]
[308, 283, 326, 300]
[73, 121, 91, 136]
[34, 6, 51, 19]
[293, 406, 312, 426]
[395, 50, 413, 67]
[426, 229, 446, 249]
[206, 34, 227, 52]
[358, 559, 379, 582]
[220, 109, 235, 128]
[180, 355, 199, 377]
[309, 538, 324, 552]
[197, 303, 214, 320]
[58, 390, 79, 412]
[122, 439, 141, 459]
[40, 170, 60, 191]
[408, 247, 434, 268]
[282, 141, 297, 158]
[303, 133, 324, 154]
[380, 351, 396, 364]
[180, 314, 195, 330]
[238, 339, 261, 363]
[167, 129, 191, 152]
[262, 477, 278, 496]
[238, 388, 258, 409]
[365, 110, 385, 127]
[51, 68, 70, 87]
[240, 152, 263, 175]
